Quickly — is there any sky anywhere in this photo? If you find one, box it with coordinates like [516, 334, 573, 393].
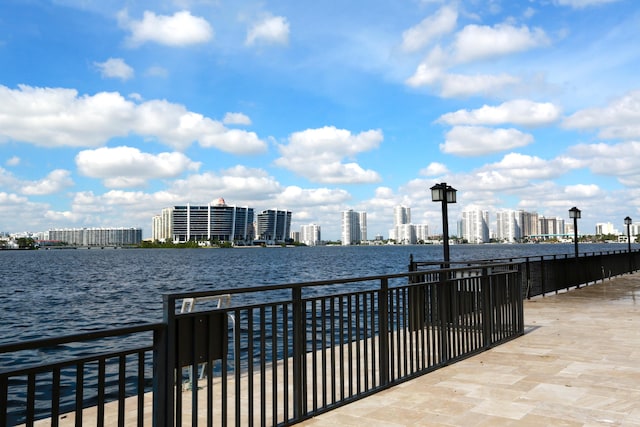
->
[1, 0, 639, 240]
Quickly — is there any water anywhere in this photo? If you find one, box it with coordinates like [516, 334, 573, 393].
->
[0, 243, 624, 345]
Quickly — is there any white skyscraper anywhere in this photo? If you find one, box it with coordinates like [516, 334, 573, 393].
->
[461, 208, 490, 244]
[300, 224, 321, 246]
[341, 209, 367, 245]
[496, 210, 520, 243]
[394, 206, 411, 227]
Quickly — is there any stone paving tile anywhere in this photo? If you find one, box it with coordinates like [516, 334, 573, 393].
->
[300, 273, 640, 426]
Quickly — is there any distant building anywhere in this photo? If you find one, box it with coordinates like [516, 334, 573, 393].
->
[48, 227, 142, 246]
[300, 224, 321, 246]
[496, 210, 520, 242]
[596, 222, 618, 235]
[461, 209, 490, 244]
[341, 210, 367, 245]
[256, 209, 292, 244]
[153, 198, 254, 244]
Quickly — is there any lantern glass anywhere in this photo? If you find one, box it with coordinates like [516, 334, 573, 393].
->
[446, 187, 457, 203]
[569, 207, 581, 219]
[430, 185, 444, 202]
[625, 216, 632, 226]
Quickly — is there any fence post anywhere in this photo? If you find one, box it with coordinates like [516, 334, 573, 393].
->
[292, 287, 306, 420]
[481, 267, 492, 348]
[378, 278, 390, 386]
[438, 271, 450, 363]
[153, 295, 175, 427]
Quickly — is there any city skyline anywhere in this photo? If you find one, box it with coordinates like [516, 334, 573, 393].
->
[1, 1, 639, 241]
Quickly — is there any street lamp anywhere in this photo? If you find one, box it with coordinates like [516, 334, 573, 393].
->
[625, 216, 633, 273]
[569, 207, 581, 258]
[625, 217, 632, 252]
[431, 182, 457, 267]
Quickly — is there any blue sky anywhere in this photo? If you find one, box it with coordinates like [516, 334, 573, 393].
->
[1, 0, 639, 240]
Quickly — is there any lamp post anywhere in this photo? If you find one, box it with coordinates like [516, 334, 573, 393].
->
[625, 216, 632, 252]
[431, 183, 457, 267]
[625, 216, 632, 273]
[569, 207, 581, 258]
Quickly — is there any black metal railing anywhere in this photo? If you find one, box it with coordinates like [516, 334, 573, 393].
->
[158, 264, 523, 426]
[409, 249, 640, 299]
[0, 324, 163, 426]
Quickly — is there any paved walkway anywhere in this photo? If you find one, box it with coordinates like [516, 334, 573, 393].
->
[300, 274, 640, 426]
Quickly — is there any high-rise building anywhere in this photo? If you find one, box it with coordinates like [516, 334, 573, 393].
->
[300, 224, 321, 246]
[341, 209, 367, 245]
[518, 210, 539, 239]
[394, 206, 411, 227]
[153, 198, 254, 244]
[256, 209, 292, 244]
[461, 209, 490, 244]
[538, 216, 565, 237]
[496, 210, 520, 242]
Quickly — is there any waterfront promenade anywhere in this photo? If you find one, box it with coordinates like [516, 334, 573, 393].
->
[301, 273, 640, 426]
[29, 271, 640, 426]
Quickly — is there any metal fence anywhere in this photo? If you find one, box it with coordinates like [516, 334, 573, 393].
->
[409, 249, 640, 299]
[1, 264, 523, 426]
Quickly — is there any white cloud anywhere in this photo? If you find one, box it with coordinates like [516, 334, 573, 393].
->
[21, 169, 74, 195]
[6, 156, 20, 166]
[564, 183, 601, 198]
[75, 146, 201, 188]
[400, 6, 457, 53]
[453, 24, 550, 63]
[554, 0, 621, 8]
[440, 126, 534, 156]
[563, 90, 640, 139]
[438, 99, 562, 126]
[223, 112, 252, 125]
[484, 152, 573, 180]
[119, 9, 213, 47]
[168, 166, 283, 201]
[276, 186, 351, 207]
[275, 126, 383, 184]
[245, 15, 290, 46]
[566, 141, 640, 185]
[419, 162, 449, 176]
[93, 58, 134, 81]
[0, 85, 268, 153]
[145, 66, 169, 78]
[406, 22, 548, 97]
[440, 73, 521, 98]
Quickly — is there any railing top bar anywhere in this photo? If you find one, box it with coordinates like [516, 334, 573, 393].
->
[412, 248, 639, 267]
[0, 322, 164, 355]
[164, 261, 521, 302]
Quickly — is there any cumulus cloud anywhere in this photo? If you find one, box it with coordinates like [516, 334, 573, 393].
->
[93, 58, 134, 81]
[21, 169, 74, 195]
[419, 162, 449, 176]
[245, 15, 290, 46]
[168, 166, 283, 202]
[75, 146, 201, 188]
[401, 6, 457, 53]
[563, 90, 640, 139]
[223, 112, 252, 125]
[438, 100, 562, 127]
[566, 141, 640, 186]
[118, 9, 213, 47]
[453, 24, 550, 63]
[274, 126, 383, 184]
[0, 85, 268, 153]
[276, 186, 351, 207]
[440, 126, 534, 156]
[406, 22, 549, 97]
[484, 152, 574, 180]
